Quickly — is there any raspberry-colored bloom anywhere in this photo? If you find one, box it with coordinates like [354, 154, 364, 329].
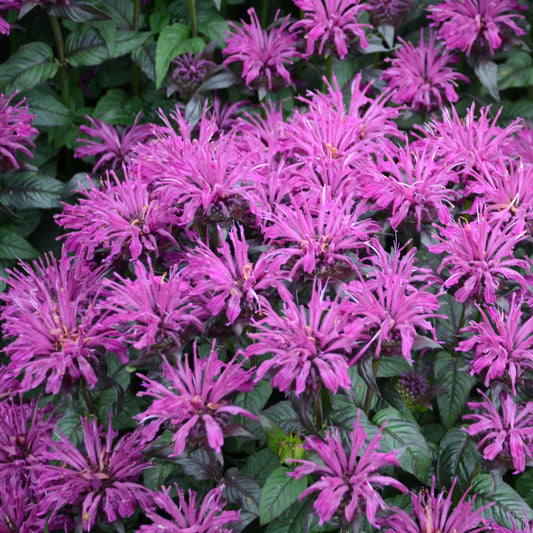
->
[56, 168, 178, 262]
[289, 414, 406, 528]
[382, 29, 469, 114]
[0, 396, 57, 481]
[0, 91, 37, 170]
[103, 260, 205, 352]
[344, 240, 442, 363]
[1, 251, 124, 395]
[170, 52, 216, 98]
[429, 214, 527, 304]
[138, 485, 240, 533]
[359, 142, 458, 231]
[0, 1, 21, 35]
[224, 8, 302, 94]
[458, 295, 533, 395]
[428, 0, 526, 56]
[379, 477, 492, 533]
[186, 224, 284, 325]
[137, 343, 256, 456]
[246, 283, 355, 397]
[292, 0, 371, 58]
[75, 113, 153, 174]
[464, 390, 533, 473]
[39, 417, 153, 531]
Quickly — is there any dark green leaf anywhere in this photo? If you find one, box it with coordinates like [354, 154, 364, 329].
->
[143, 460, 175, 490]
[373, 407, 431, 483]
[0, 42, 58, 93]
[260, 467, 307, 525]
[498, 51, 533, 90]
[66, 27, 150, 67]
[155, 23, 190, 89]
[516, 470, 533, 507]
[435, 293, 464, 348]
[437, 428, 481, 494]
[376, 356, 411, 378]
[132, 38, 156, 83]
[197, 69, 239, 92]
[475, 60, 500, 101]
[223, 467, 261, 516]
[23, 87, 73, 127]
[242, 447, 280, 485]
[0, 230, 39, 259]
[102, 0, 136, 29]
[472, 473, 533, 529]
[0, 172, 64, 209]
[4, 209, 42, 238]
[265, 500, 311, 533]
[95, 20, 117, 56]
[434, 351, 474, 429]
[48, 1, 110, 22]
[197, 18, 228, 42]
[174, 448, 213, 481]
[92, 88, 143, 124]
[236, 379, 272, 415]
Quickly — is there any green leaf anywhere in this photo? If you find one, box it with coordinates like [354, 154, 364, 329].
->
[235, 379, 272, 415]
[242, 447, 280, 485]
[4, 209, 42, 238]
[48, 1, 110, 22]
[376, 356, 411, 378]
[516, 470, 533, 506]
[373, 407, 431, 483]
[0, 42, 58, 93]
[472, 473, 533, 529]
[498, 51, 533, 90]
[56, 406, 85, 446]
[102, 0, 136, 29]
[475, 60, 500, 101]
[223, 467, 261, 515]
[437, 428, 481, 494]
[23, 87, 73, 127]
[0, 172, 64, 210]
[155, 23, 190, 89]
[66, 27, 150, 67]
[265, 500, 311, 533]
[434, 351, 474, 430]
[92, 88, 143, 124]
[143, 460, 175, 490]
[197, 18, 229, 42]
[95, 20, 117, 56]
[0, 229, 39, 259]
[260, 467, 307, 525]
[132, 38, 156, 83]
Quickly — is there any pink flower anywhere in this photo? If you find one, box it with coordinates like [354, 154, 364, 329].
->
[368, 0, 412, 27]
[0, 91, 37, 170]
[458, 295, 533, 394]
[382, 29, 469, 113]
[138, 485, 240, 533]
[379, 477, 492, 533]
[292, 0, 371, 58]
[0, 250, 125, 395]
[169, 52, 216, 98]
[56, 168, 179, 262]
[246, 282, 355, 397]
[428, 214, 527, 304]
[224, 8, 303, 94]
[137, 343, 256, 456]
[0, 1, 22, 35]
[75, 113, 153, 174]
[289, 413, 406, 528]
[39, 417, 153, 531]
[428, 0, 526, 56]
[464, 390, 533, 473]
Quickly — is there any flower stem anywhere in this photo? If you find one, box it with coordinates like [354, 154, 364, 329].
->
[314, 393, 323, 431]
[363, 359, 380, 415]
[49, 15, 69, 107]
[131, 0, 142, 96]
[325, 55, 333, 85]
[189, 0, 197, 37]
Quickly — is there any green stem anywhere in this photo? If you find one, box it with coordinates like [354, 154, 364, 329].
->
[49, 15, 69, 107]
[325, 55, 333, 85]
[363, 359, 380, 416]
[131, 0, 141, 96]
[189, 0, 197, 37]
[314, 394, 323, 431]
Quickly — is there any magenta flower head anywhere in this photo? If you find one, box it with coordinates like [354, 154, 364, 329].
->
[289, 413, 406, 528]
[292, 0, 371, 58]
[138, 484, 240, 533]
[0, 1, 22, 35]
[0, 396, 58, 481]
[0, 91, 37, 170]
[246, 282, 355, 397]
[103, 260, 205, 353]
[39, 417, 153, 531]
[137, 342, 257, 456]
[458, 295, 533, 395]
[75, 112, 153, 174]
[367, 0, 412, 27]
[382, 29, 469, 114]
[185, 224, 284, 326]
[56, 167, 178, 263]
[223, 8, 303, 95]
[379, 476, 492, 533]
[344, 239, 442, 364]
[359, 141, 458, 232]
[0, 250, 125, 395]
[427, 0, 526, 56]
[428, 214, 527, 304]
[464, 390, 533, 474]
